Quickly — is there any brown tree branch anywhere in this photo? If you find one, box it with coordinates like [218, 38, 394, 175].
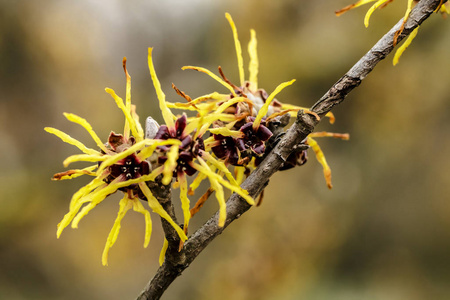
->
[137, 0, 444, 298]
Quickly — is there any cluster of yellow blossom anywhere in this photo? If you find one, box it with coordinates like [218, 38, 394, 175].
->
[46, 13, 347, 266]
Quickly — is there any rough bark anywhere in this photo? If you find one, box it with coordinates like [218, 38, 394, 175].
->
[137, 1, 444, 298]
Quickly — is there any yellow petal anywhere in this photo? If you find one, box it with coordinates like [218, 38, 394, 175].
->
[57, 181, 108, 238]
[364, 0, 390, 27]
[182, 66, 237, 97]
[123, 57, 132, 140]
[138, 182, 187, 241]
[185, 113, 239, 137]
[131, 104, 145, 141]
[193, 157, 255, 205]
[132, 198, 152, 248]
[148, 47, 175, 130]
[208, 127, 244, 138]
[189, 168, 210, 195]
[178, 172, 191, 232]
[309, 131, 350, 140]
[393, 27, 419, 66]
[162, 145, 179, 185]
[71, 179, 122, 228]
[225, 13, 245, 86]
[159, 238, 169, 266]
[248, 29, 259, 90]
[234, 166, 246, 186]
[69, 173, 108, 209]
[45, 127, 100, 156]
[307, 137, 332, 189]
[102, 195, 133, 266]
[105, 88, 142, 142]
[192, 158, 227, 227]
[253, 79, 296, 130]
[212, 177, 227, 227]
[63, 153, 107, 167]
[335, 0, 377, 16]
[136, 139, 182, 161]
[280, 104, 335, 124]
[201, 151, 239, 186]
[63, 113, 109, 153]
[52, 165, 97, 180]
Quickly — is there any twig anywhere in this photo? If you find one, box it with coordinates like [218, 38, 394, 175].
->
[137, 1, 443, 298]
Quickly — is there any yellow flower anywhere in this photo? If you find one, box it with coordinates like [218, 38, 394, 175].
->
[336, 0, 448, 65]
[46, 58, 187, 266]
[174, 13, 347, 189]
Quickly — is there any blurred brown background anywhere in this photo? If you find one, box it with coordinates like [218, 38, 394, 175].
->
[1, 0, 449, 299]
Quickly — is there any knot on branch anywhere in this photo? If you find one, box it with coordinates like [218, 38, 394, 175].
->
[296, 110, 318, 134]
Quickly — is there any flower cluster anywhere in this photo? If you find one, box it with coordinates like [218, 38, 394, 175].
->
[336, 0, 449, 65]
[47, 13, 348, 265]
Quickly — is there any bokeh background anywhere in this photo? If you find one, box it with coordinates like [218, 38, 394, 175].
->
[1, 0, 449, 299]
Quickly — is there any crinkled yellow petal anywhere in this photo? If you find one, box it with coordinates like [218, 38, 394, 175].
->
[178, 172, 191, 232]
[57, 181, 108, 238]
[167, 101, 212, 112]
[403, 0, 414, 22]
[193, 157, 255, 205]
[63, 113, 109, 153]
[248, 29, 258, 90]
[69, 174, 108, 210]
[393, 27, 419, 66]
[159, 238, 169, 266]
[187, 113, 239, 125]
[61, 171, 164, 239]
[138, 182, 187, 241]
[193, 158, 227, 226]
[52, 165, 97, 180]
[190, 97, 249, 138]
[182, 66, 237, 97]
[309, 132, 350, 140]
[123, 57, 132, 140]
[188, 165, 211, 195]
[136, 139, 182, 161]
[131, 104, 145, 141]
[335, 0, 377, 16]
[280, 104, 335, 124]
[105, 88, 142, 142]
[70, 171, 161, 232]
[364, 0, 390, 27]
[234, 166, 246, 186]
[70, 173, 164, 231]
[166, 92, 228, 112]
[162, 145, 179, 185]
[307, 137, 332, 189]
[201, 151, 239, 187]
[71, 178, 124, 228]
[225, 13, 245, 86]
[132, 198, 152, 248]
[211, 176, 227, 227]
[148, 47, 175, 130]
[186, 113, 239, 137]
[63, 153, 107, 167]
[253, 79, 296, 130]
[45, 127, 100, 156]
[102, 194, 133, 266]
[208, 127, 244, 138]
[217, 97, 250, 114]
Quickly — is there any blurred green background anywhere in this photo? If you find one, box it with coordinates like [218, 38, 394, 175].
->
[1, 0, 449, 299]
